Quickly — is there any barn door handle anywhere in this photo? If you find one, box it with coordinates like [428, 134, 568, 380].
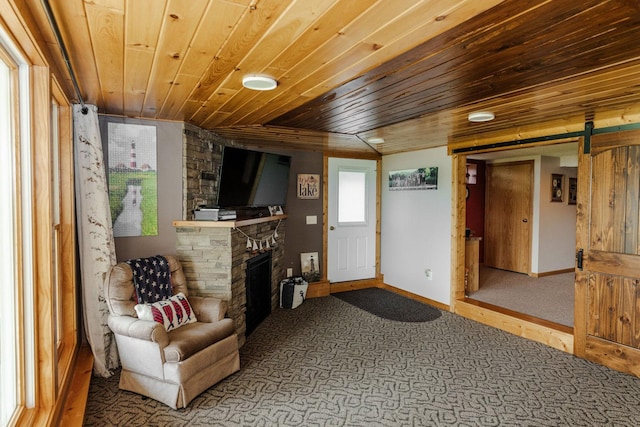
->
[576, 249, 584, 270]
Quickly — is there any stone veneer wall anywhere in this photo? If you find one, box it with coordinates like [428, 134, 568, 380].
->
[175, 219, 286, 347]
[182, 123, 225, 220]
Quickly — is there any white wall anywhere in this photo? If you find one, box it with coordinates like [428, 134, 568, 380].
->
[381, 146, 452, 305]
[537, 156, 577, 272]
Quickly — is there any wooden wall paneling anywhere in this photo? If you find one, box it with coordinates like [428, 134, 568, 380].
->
[52, 77, 77, 380]
[160, 0, 246, 119]
[185, 0, 293, 123]
[35, 0, 102, 104]
[634, 278, 640, 348]
[375, 157, 381, 280]
[141, 0, 208, 118]
[268, 0, 521, 130]
[243, 0, 501, 128]
[618, 277, 636, 348]
[270, 0, 636, 133]
[84, 0, 124, 112]
[123, 0, 164, 117]
[611, 148, 628, 253]
[604, 276, 620, 343]
[591, 128, 640, 155]
[295, 0, 502, 104]
[628, 146, 640, 254]
[585, 335, 640, 378]
[586, 251, 640, 279]
[574, 136, 590, 357]
[455, 300, 574, 354]
[593, 104, 640, 129]
[196, 0, 339, 127]
[32, 64, 56, 417]
[588, 273, 640, 349]
[212, 125, 378, 155]
[448, 119, 586, 155]
[451, 154, 467, 306]
[590, 149, 612, 252]
[586, 273, 600, 338]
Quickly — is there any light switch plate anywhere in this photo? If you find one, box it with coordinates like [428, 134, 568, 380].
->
[306, 215, 317, 225]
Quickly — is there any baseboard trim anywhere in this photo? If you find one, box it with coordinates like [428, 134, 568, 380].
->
[380, 283, 450, 311]
[306, 279, 330, 298]
[330, 277, 382, 293]
[455, 298, 574, 354]
[59, 345, 94, 426]
[530, 268, 574, 277]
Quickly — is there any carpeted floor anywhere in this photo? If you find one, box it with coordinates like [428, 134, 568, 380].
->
[333, 288, 442, 322]
[84, 295, 640, 426]
[469, 267, 574, 327]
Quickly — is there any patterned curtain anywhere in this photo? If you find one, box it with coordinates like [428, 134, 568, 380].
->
[73, 104, 119, 377]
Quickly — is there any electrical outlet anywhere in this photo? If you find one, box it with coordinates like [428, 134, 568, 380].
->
[287, 268, 293, 277]
[425, 268, 433, 280]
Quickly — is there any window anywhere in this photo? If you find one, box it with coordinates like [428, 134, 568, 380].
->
[0, 25, 34, 425]
[0, 8, 78, 426]
[338, 169, 367, 224]
[0, 45, 17, 427]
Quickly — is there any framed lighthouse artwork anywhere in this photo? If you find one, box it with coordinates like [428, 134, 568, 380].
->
[107, 122, 158, 237]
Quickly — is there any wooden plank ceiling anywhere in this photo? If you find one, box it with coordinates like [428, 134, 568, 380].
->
[27, 0, 640, 155]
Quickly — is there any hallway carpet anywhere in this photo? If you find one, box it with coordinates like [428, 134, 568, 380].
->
[470, 267, 574, 327]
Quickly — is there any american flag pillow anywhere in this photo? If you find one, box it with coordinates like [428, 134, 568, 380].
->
[134, 292, 197, 331]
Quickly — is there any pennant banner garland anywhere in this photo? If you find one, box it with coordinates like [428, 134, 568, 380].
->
[236, 219, 283, 253]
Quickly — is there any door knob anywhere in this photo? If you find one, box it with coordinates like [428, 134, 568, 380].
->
[522, 218, 528, 223]
[330, 226, 335, 230]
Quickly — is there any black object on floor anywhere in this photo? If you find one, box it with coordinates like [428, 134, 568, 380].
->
[333, 287, 442, 322]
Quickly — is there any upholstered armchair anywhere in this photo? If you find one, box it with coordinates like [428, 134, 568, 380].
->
[105, 255, 240, 409]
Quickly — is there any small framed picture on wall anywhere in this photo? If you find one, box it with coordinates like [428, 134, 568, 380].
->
[568, 177, 577, 205]
[297, 174, 320, 199]
[551, 173, 564, 202]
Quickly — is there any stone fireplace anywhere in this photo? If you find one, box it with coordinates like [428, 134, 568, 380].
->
[173, 217, 285, 347]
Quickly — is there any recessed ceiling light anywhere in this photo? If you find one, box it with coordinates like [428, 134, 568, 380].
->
[242, 75, 278, 91]
[468, 111, 495, 122]
[367, 137, 385, 144]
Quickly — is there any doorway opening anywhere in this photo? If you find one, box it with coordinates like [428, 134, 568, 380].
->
[461, 141, 577, 328]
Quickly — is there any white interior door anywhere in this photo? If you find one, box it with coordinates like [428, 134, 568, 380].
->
[328, 158, 377, 282]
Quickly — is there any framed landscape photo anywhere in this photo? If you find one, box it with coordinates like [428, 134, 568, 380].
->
[107, 122, 158, 236]
[389, 167, 438, 191]
[551, 173, 564, 202]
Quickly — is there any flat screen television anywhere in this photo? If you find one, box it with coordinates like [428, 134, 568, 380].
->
[216, 146, 291, 208]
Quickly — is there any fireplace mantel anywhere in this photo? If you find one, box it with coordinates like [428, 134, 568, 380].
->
[173, 216, 286, 346]
[172, 214, 287, 229]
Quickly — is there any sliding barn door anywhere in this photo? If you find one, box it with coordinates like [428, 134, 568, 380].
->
[575, 130, 640, 376]
[484, 161, 533, 274]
